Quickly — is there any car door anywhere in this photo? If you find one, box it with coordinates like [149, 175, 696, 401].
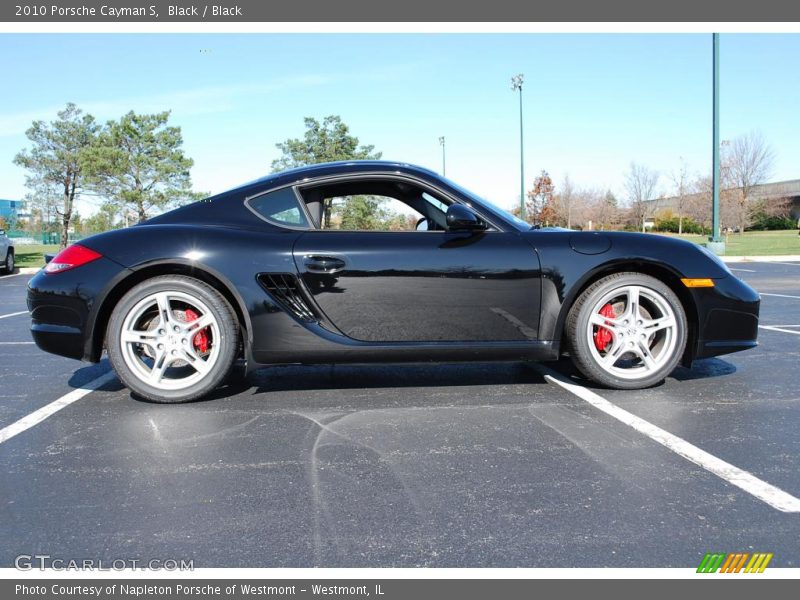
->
[291, 181, 542, 343]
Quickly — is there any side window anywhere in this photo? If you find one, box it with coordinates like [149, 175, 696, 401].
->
[296, 178, 460, 232]
[247, 187, 310, 228]
[320, 195, 423, 232]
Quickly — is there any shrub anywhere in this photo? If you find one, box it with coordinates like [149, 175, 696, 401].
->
[653, 215, 706, 234]
[749, 212, 798, 231]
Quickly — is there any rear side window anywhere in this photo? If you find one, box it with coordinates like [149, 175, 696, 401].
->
[247, 187, 310, 228]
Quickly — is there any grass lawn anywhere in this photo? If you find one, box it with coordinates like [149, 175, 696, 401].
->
[13, 244, 60, 269]
[656, 229, 800, 256]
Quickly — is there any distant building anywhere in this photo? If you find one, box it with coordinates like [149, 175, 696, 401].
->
[651, 179, 800, 221]
[0, 199, 26, 227]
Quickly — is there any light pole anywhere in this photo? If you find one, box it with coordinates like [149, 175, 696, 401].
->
[439, 136, 446, 176]
[511, 74, 526, 220]
[708, 33, 725, 255]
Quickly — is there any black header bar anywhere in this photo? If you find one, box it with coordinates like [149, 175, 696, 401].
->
[2, 1, 800, 22]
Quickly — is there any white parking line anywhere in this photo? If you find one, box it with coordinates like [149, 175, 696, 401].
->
[760, 293, 800, 300]
[730, 268, 755, 272]
[0, 371, 117, 445]
[537, 366, 800, 513]
[0, 310, 28, 320]
[759, 325, 800, 336]
[0, 342, 34, 345]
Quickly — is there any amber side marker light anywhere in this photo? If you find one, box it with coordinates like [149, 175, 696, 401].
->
[681, 278, 715, 288]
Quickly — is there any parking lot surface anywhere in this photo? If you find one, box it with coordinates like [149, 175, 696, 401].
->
[0, 263, 798, 567]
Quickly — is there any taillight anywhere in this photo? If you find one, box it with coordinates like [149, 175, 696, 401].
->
[44, 244, 103, 274]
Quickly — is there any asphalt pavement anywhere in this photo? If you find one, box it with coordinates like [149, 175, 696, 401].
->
[0, 263, 798, 568]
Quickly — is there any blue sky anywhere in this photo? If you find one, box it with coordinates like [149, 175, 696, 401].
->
[0, 33, 798, 215]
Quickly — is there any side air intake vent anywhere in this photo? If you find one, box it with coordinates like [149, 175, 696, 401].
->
[258, 274, 318, 322]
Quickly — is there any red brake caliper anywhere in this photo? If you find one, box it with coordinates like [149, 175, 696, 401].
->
[184, 308, 209, 354]
[593, 303, 616, 352]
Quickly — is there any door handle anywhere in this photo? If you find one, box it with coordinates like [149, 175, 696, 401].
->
[303, 255, 347, 274]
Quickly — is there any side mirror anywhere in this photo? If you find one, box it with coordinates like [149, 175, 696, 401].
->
[446, 204, 486, 231]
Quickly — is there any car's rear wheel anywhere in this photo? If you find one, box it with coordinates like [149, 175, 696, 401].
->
[566, 272, 687, 389]
[107, 275, 239, 403]
[1, 250, 13, 275]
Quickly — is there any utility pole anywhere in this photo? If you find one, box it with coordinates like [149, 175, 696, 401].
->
[511, 74, 526, 220]
[439, 136, 446, 176]
[708, 33, 726, 255]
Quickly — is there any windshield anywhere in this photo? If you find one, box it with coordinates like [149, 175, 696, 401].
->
[498, 208, 531, 230]
[439, 178, 531, 231]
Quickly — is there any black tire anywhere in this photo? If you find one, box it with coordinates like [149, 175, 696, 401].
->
[1, 249, 13, 275]
[107, 275, 240, 403]
[565, 272, 688, 390]
[226, 358, 249, 384]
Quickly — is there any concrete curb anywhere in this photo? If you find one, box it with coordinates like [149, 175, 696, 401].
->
[17, 267, 40, 274]
[720, 255, 800, 263]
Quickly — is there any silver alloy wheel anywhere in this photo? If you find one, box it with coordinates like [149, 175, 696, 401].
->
[585, 284, 678, 381]
[119, 290, 221, 391]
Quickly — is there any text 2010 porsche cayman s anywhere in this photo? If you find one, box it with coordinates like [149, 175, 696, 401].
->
[28, 161, 759, 403]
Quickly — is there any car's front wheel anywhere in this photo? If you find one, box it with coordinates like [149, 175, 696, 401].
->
[566, 272, 687, 389]
[107, 275, 240, 403]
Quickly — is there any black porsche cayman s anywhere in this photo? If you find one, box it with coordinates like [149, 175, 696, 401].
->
[28, 161, 760, 403]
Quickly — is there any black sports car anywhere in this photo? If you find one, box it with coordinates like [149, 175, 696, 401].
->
[28, 161, 759, 403]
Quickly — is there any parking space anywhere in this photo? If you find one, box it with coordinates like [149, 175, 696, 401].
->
[0, 272, 31, 315]
[0, 264, 799, 567]
[0, 275, 111, 428]
[565, 262, 800, 501]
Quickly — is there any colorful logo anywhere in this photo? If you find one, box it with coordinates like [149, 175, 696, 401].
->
[697, 552, 773, 573]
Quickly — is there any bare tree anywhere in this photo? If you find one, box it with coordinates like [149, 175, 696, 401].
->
[22, 183, 61, 237]
[724, 131, 775, 233]
[625, 162, 659, 232]
[587, 190, 622, 231]
[749, 195, 795, 230]
[687, 175, 712, 230]
[760, 196, 793, 219]
[669, 157, 690, 235]
[692, 174, 730, 232]
[556, 174, 576, 229]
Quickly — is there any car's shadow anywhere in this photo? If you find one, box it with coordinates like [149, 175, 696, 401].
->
[93, 355, 736, 406]
[541, 356, 737, 393]
[67, 359, 125, 391]
[669, 358, 737, 381]
[169, 361, 549, 406]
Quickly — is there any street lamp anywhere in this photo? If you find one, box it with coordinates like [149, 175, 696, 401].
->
[708, 33, 725, 255]
[511, 73, 525, 220]
[712, 33, 721, 243]
[439, 136, 446, 176]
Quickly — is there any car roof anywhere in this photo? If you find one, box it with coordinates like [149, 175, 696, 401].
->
[230, 161, 442, 195]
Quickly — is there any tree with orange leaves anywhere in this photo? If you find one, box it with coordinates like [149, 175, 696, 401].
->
[526, 170, 555, 225]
